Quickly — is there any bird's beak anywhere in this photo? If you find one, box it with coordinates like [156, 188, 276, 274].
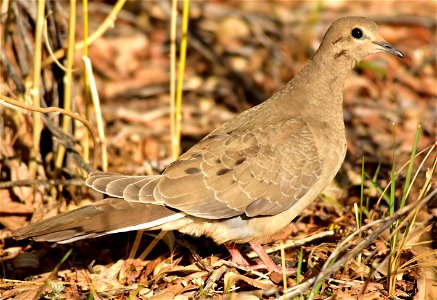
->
[372, 40, 404, 58]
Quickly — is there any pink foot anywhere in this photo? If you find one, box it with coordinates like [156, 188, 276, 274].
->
[224, 242, 250, 266]
[249, 241, 296, 275]
[224, 241, 296, 275]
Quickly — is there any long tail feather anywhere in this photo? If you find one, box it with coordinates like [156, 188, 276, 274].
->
[13, 198, 185, 243]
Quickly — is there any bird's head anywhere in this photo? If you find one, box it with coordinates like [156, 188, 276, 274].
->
[316, 16, 403, 64]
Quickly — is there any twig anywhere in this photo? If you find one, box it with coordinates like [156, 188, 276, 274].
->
[0, 94, 97, 147]
[199, 265, 228, 297]
[277, 188, 437, 300]
[214, 260, 270, 280]
[180, 238, 214, 273]
[0, 53, 25, 93]
[42, 0, 127, 67]
[246, 230, 336, 259]
[0, 93, 95, 173]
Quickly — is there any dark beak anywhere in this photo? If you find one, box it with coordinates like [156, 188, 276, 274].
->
[373, 40, 404, 58]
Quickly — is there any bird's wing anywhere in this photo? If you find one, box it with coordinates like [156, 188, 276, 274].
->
[157, 118, 323, 218]
[87, 118, 323, 220]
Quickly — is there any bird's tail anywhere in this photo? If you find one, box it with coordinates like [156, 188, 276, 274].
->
[13, 198, 185, 243]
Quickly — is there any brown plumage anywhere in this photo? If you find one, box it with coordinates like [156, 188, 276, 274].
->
[14, 16, 403, 271]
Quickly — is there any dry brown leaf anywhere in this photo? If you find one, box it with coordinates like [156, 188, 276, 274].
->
[149, 291, 176, 300]
[88, 34, 149, 79]
[0, 192, 34, 214]
[333, 281, 385, 300]
[101, 64, 169, 99]
[410, 226, 437, 300]
[63, 284, 80, 300]
[89, 260, 125, 293]
[10, 161, 34, 205]
[0, 216, 28, 232]
[119, 258, 148, 284]
[5, 287, 40, 300]
[224, 271, 274, 291]
[346, 259, 371, 277]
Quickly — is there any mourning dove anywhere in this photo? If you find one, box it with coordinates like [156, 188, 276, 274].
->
[14, 16, 403, 272]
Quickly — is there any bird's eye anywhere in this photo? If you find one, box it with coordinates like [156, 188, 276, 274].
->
[351, 28, 363, 39]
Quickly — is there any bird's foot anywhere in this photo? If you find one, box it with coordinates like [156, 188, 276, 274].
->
[224, 241, 296, 275]
[249, 240, 296, 275]
[224, 241, 251, 266]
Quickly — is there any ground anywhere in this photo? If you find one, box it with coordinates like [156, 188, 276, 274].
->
[0, 1, 436, 299]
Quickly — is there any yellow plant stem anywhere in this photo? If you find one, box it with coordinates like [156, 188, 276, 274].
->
[82, 0, 90, 167]
[83, 57, 107, 171]
[174, 0, 190, 159]
[54, 0, 76, 173]
[29, 0, 45, 178]
[170, 0, 178, 160]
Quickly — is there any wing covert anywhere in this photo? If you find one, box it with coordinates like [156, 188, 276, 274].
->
[158, 118, 323, 218]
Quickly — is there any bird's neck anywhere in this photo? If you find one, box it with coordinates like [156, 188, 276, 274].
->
[280, 52, 355, 117]
[311, 44, 357, 81]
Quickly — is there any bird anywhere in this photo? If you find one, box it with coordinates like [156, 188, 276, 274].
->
[14, 16, 403, 273]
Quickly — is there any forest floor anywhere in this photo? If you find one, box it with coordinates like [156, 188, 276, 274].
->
[1, 1, 436, 299]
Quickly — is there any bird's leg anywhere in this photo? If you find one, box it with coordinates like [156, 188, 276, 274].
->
[249, 240, 296, 275]
[224, 242, 250, 266]
[224, 241, 296, 274]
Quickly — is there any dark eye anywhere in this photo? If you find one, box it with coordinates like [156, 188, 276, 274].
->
[351, 28, 363, 39]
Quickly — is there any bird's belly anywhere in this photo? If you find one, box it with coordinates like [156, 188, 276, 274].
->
[178, 214, 291, 244]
